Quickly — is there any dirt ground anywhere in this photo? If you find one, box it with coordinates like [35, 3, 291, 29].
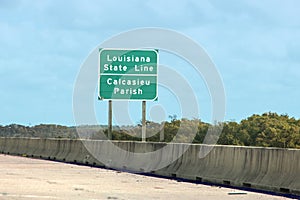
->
[0, 154, 294, 200]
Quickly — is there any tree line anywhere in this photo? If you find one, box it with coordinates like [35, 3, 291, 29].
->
[0, 112, 299, 149]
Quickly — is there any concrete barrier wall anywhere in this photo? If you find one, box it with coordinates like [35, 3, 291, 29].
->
[154, 144, 300, 195]
[0, 137, 299, 196]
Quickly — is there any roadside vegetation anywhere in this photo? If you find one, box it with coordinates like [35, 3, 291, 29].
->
[1, 112, 299, 149]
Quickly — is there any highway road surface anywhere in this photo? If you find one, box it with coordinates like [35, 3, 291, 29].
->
[0, 154, 295, 200]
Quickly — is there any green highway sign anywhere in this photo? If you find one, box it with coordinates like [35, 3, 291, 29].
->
[98, 49, 158, 100]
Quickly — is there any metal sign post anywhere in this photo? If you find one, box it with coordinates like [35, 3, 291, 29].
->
[108, 100, 112, 140]
[142, 101, 146, 142]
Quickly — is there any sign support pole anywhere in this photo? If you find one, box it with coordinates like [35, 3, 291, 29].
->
[108, 100, 112, 140]
[142, 101, 146, 142]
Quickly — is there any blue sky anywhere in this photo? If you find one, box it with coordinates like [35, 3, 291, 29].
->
[0, 0, 299, 126]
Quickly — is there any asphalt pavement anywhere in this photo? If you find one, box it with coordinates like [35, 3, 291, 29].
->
[0, 154, 293, 200]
